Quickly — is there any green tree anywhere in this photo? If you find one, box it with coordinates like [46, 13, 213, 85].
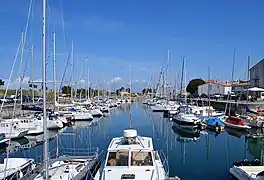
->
[142, 88, 146, 95]
[126, 88, 130, 93]
[186, 78, 205, 94]
[61, 86, 72, 94]
[116, 89, 120, 95]
[0, 79, 4, 87]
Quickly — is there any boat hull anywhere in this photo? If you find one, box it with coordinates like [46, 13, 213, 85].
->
[221, 120, 251, 130]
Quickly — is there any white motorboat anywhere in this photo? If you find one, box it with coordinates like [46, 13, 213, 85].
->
[173, 113, 201, 129]
[100, 106, 110, 113]
[229, 160, 264, 180]
[73, 111, 93, 121]
[151, 104, 164, 112]
[173, 106, 201, 128]
[90, 108, 103, 117]
[0, 158, 35, 180]
[2, 118, 43, 135]
[93, 129, 179, 180]
[60, 107, 93, 121]
[0, 122, 28, 139]
[53, 112, 68, 125]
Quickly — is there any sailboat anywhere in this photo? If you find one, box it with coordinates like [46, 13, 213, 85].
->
[221, 51, 251, 130]
[203, 67, 225, 131]
[25, 2, 101, 179]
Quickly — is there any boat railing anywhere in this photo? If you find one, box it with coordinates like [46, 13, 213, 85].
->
[159, 149, 169, 178]
[59, 147, 99, 157]
[33, 146, 100, 163]
[86, 151, 105, 179]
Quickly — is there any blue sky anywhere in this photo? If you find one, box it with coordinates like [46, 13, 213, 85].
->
[0, 0, 263, 92]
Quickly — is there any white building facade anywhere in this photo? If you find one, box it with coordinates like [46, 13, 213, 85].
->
[198, 82, 232, 96]
[250, 59, 264, 88]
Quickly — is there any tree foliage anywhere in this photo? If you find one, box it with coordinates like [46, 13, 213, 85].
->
[116, 87, 131, 95]
[61, 86, 72, 94]
[186, 78, 205, 94]
[142, 88, 153, 95]
[0, 79, 4, 86]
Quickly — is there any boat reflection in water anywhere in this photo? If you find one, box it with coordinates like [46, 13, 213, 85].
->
[225, 127, 249, 139]
[0, 130, 58, 155]
[172, 124, 201, 165]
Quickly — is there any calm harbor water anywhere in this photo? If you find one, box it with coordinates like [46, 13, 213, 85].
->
[1, 103, 263, 180]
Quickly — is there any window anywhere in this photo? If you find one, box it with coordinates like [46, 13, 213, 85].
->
[131, 151, 153, 166]
[107, 151, 129, 166]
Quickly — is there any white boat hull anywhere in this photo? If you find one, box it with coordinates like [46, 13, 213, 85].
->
[47, 120, 63, 130]
[0, 158, 35, 180]
[90, 109, 103, 117]
[73, 112, 93, 121]
[230, 165, 264, 180]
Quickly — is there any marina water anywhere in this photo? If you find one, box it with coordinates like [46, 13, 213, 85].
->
[0, 103, 262, 180]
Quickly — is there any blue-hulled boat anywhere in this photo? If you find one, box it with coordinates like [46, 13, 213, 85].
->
[204, 117, 224, 131]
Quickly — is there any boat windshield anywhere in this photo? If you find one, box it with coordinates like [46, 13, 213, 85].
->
[131, 151, 153, 166]
[107, 151, 129, 166]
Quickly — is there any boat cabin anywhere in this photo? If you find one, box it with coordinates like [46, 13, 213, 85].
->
[105, 129, 155, 168]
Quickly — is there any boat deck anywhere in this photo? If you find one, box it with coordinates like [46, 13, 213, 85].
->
[21, 155, 99, 180]
[239, 166, 264, 175]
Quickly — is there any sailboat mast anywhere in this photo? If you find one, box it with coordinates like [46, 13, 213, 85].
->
[31, 44, 35, 103]
[208, 66, 211, 116]
[166, 49, 170, 99]
[129, 65, 132, 98]
[228, 48, 236, 116]
[180, 57, 185, 98]
[246, 56, 250, 104]
[19, 32, 24, 106]
[87, 67, 90, 99]
[42, 0, 49, 178]
[71, 41, 74, 100]
[53, 31, 56, 109]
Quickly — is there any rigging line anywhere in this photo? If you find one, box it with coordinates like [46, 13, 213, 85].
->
[22, 0, 34, 52]
[30, 0, 34, 45]
[3, 1, 33, 177]
[59, 0, 68, 50]
[59, 52, 71, 92]
[0, 41, 21, 112]
[21, 48, 32, 82]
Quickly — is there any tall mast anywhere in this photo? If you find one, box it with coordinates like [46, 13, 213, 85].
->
[31, 44, 35, 103]
[71, 41, 74, 100]
[180, 57, 185, 98]
[246, 56, 250, 104]
[19, 32, 24, 106]
[166, 49, 170, 99]
[129, 65, 132, 99]
[53, 31, 56, 109]
[87, 67, 90, 100]
[42, 0, 48, 178]
[208, 66, 211, 116]
[228, 48, 236, 116]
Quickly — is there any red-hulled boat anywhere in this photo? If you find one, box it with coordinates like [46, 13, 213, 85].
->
[221, 116, 251, 130]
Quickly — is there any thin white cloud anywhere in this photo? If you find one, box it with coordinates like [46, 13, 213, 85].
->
[108, 77, 122, 85]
